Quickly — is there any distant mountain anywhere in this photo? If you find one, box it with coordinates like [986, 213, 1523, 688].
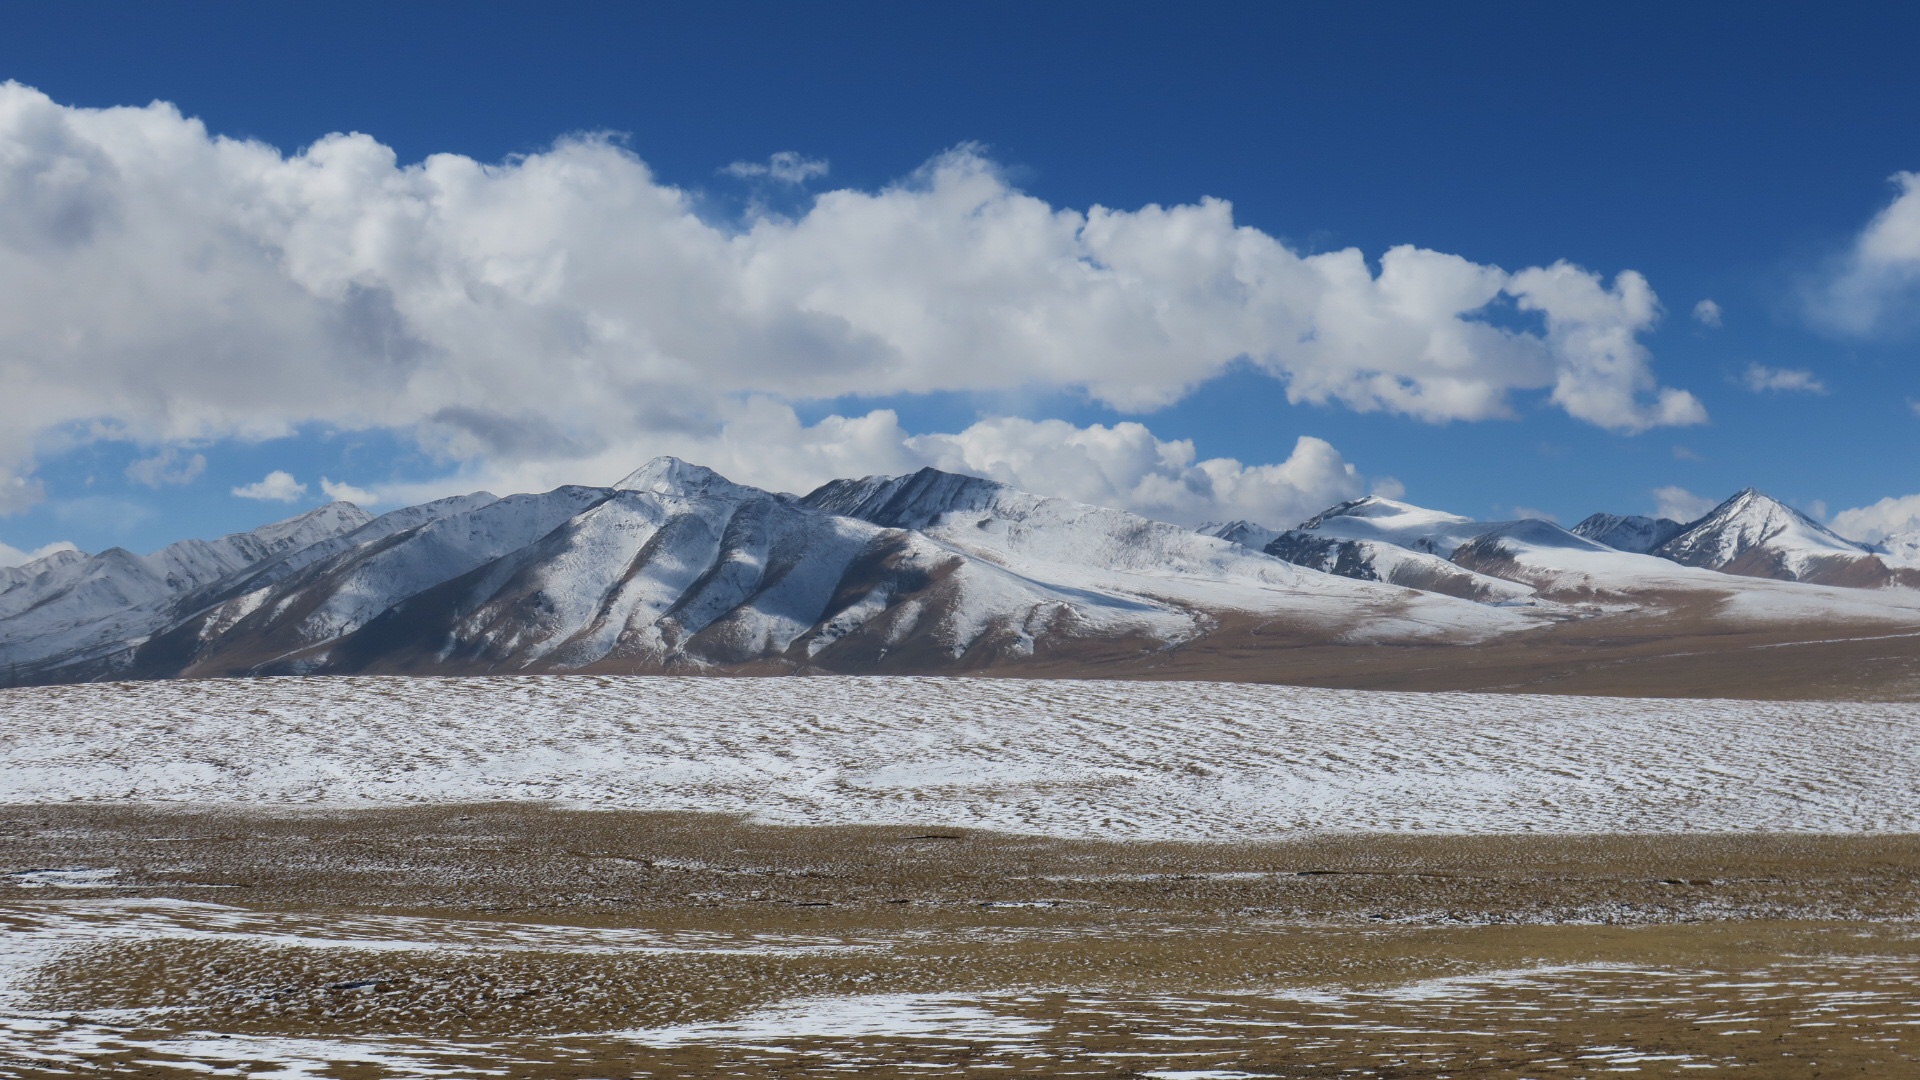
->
[1262, 499, 1539, 604]
[1876, 531, 1920, 571]
[10, 466, 1920, 690]
[1196, 519, 1281, 551]
[1571, 513, 1685, 554]
[1261, 492, 1920, 611]
[3, 460, 1520, 686]
[1652, 488, 1920, 588]
[0, 503, 374, 678]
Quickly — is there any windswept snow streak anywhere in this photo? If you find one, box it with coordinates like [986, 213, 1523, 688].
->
[3, 675, 1917, 837]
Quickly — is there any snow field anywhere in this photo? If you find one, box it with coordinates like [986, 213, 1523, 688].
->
[2, 674, 1916, 837]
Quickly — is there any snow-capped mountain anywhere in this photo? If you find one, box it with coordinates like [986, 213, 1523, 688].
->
[1262, 529, 1539, 604]
[1261, 497, 1627, 603]
[11, 464, 1920, 689]
[1876, 531, 1920, 571]
[1571, 513, 1685, 554]
[0, 503, 374, 678]
[6, 459, 1527, 686]
[1258, 493, 1920, 619]
[1651, 488, 1920, 588]
[1196, 519, 1281, 551]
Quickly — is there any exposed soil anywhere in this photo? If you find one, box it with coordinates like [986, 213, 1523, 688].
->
[1098, 602, 1920, 700]
[2, 805, 1917, 1077]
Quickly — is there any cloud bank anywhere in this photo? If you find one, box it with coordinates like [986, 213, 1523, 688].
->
[0, 82, 1702, 524]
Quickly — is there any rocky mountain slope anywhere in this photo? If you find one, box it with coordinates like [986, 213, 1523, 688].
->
[0, 459, 1526, 686]
[1196, 519, 1282, 551]
[1650, 489, 1920, 588]
[1229, 492, 1920, 628]
[0, 503, 375, 679]
[1571, 513, 1684, 554]
[11, 464, 1920, 689]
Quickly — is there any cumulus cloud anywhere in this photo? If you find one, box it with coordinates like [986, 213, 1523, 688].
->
[1692, 299, 1722, 327]
[722, 151, 829, 184]
[367, 401, 1380, 529]
[318, 477, 378, 505]
[1831, 494, 1920, 544]
[124, 448, 206, 487]
[905, 419, 1375, 528]
[1740, 363, 1826, 394]
[1508, 263, 1706, 432]
[0, 538, 77, 568]
[231, 470, 307, 502]
[1813, 171, 1920, 336]
[0, 82, 1702, 523]
[1653, 485, 1716, 523]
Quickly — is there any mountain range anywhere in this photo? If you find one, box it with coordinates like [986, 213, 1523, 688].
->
[4, 459, 1919, 697]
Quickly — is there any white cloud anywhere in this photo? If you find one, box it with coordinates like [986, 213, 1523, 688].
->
[0, 82, 1703, 522]
[1740, 363, 1826, 394]
[318, 477, 377, 505]
[905, 418, 1374, 528]
[124, 448, 206, 487]
[231, 470, 307, 502]
[1831, 494, 1920, 543]
[1509, 506, 1558, 523]
[1692, 298, 1722, 327]
[723, 151, 829, 184]
[1653, 485, 1717, 523]
[1508, 263, 1706, 432]
[366, 401, 1377, 529]
[1813, 171, 1920, 336]
[0, 538, 77, 568]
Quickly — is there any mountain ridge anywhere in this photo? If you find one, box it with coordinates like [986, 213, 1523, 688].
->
[7, 461, 1920, 691]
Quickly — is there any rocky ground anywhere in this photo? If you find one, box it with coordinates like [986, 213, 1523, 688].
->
[2, 805, 1917, 1077]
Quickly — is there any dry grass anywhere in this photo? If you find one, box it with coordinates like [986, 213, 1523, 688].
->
[2, 805, 1918, 1076]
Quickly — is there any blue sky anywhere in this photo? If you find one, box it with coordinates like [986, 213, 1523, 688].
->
[2, 2, 1919, 561]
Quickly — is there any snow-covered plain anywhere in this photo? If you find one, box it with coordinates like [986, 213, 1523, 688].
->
[3, 675, 1916, 837]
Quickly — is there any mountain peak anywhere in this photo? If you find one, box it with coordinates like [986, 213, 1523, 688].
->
[1299, 495, 1471, 531]
[249, 501, 377, 551]
[613, 457, 755, 499]
[1571, 512, 1684, 554]
[1695, 488, 1834, 536]
[1655, 487, 1865, 573]
[1196, 519, 1281, 549]
[801, 467, 1007, 529]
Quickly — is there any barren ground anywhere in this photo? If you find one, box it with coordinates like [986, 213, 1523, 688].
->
[2, 806, 1917, 1078]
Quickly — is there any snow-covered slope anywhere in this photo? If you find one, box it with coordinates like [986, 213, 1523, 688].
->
[1650, 489, 1914, 587]
[1288, 496, 1494, 554]
[1263, 530, 1540, 604]
[803, 468, 1529, 639]
[0, 547, 87, 597]
[1196, 519, 1281, 551]
[1267, 497, 1626, 603]
[1571, 513, 1685, 554]
[0, 504, 374, 677]
[91, 460, 1528, 683]
[1876, 531, 1920, 571]
[1264, 493, 1920, 621]
[9, 674, 1920, 836]
[12, 464, 1920, 688]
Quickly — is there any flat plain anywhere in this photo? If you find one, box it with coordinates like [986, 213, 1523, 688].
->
[2, 676, 1916, 1078]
